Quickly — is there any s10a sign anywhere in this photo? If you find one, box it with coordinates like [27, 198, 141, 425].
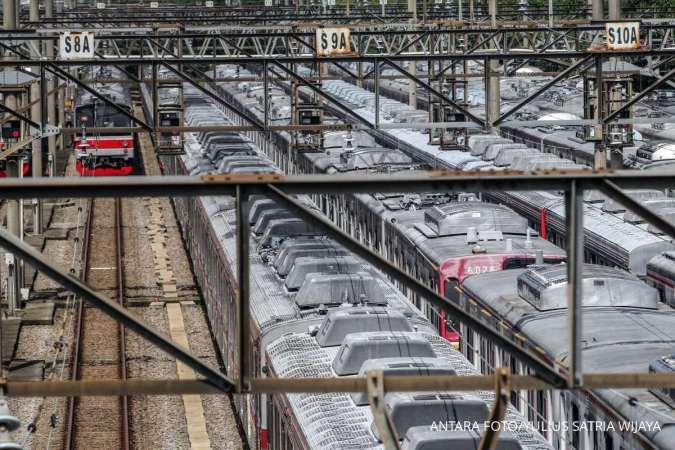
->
[605, 22, 640, 50]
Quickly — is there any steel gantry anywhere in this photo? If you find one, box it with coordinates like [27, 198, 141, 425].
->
[0, 171, 673, 450]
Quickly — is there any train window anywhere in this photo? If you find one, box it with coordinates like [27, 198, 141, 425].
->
[572, 402, 580, 450]
[443, 278, 460, 303]
[605, 433, 614, 450]
[503, 257, 563, 270]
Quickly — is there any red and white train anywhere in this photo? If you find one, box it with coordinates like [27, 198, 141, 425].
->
[73, 85, 136, 176]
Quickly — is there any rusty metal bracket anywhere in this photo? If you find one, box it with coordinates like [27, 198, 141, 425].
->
[479, 368, 511, 450]
[367, 370, 401, 450]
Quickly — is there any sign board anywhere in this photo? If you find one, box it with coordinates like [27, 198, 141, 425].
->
[150, 1, 159, 8]
[605, 22, 640, 50]
[59, 32, 95, 60]
[379, 0, 386, 4]
[327, 0, 336, 5]
[315, 27, 352, 57]
[205, 0, 213, 6]
[264, 0, 272, 5]
[96, 2, 105, 9]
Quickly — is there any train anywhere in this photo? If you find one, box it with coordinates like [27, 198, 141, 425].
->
[460, 263, 675, 450]
[163, 85, 554, 450]
[195, 65, 675, 449]
[73, 70, 136, 176]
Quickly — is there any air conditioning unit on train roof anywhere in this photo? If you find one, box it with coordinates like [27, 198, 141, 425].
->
[516, 264, 659, 311]
[295, 273, 388, 310]
[315, 308, 411, 348]
[284, 256, 363, 291]
[403, 428, 523, 450]
[332, 332, 435, 376]
[351, 358, 456, 406]
[419, 202, 528, 238]
[371, 393, 489, 443]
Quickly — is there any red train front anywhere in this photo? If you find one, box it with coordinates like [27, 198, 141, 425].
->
[74, 93, 136, 176]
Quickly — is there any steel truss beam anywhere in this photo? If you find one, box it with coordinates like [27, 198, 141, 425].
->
[0, 171, 673, 397]
[0, 171, 673, 200]
[8, 22, 675, 60]
[0, 221, 234, 393]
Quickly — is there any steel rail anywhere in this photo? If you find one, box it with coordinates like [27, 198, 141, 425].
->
[63, 198, 94, 450]
[115, 198, 131, 450]
[0, 205, 235, 392]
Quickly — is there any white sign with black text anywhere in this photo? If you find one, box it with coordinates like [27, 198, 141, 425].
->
[315, 27, 352, 57]
[59, 32, 95, 60]
[605, 22, 641, 50]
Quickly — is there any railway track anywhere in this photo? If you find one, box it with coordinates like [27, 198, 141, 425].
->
[64, 197, 130, 450]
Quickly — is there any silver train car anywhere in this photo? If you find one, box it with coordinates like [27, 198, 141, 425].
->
[194, 69, 675, 449]
[460, 264, 675, 450]
[163, 87, 553, 450]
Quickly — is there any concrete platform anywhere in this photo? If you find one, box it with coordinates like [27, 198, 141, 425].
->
[23, 235, 47, 285]
[21, 301, 55, 325]
[44, 227, 69, 240]
[7, 360, 44, 381]
[1, 317, 21, 363]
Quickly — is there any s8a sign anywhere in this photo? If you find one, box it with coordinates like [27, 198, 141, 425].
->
[315, 27, 352, 56]
[605, 22, 641, 50]
[59, 32, 95, 60]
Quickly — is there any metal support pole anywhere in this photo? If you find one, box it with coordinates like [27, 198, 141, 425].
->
[45, 0, 56, 174]
[590, 0, 603, 20]
[594, 55, 606, 170]
[236, 186, 251, 392]
[478, 368, 510, 450]
[565, 181, 584, 388]
[608, 0, 620, 21]
[487, 0, 500, 132]
[3, 0, 21, 314]
[29, 1, 42, 233]
[5, 160, 21, 313]
[263, 61, 269, 135]
[374, 60, 380, 129]
[367, 370, 401, 450]
[408, 0, 417, 107]
[152, 62, 159, 149]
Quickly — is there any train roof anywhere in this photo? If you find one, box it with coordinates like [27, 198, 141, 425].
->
[460, 267, 675, 446]
[264, 317, 552, 450]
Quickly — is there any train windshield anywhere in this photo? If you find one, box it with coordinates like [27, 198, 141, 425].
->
[75, 103, 133, 128]
[503, 256, 565, 270]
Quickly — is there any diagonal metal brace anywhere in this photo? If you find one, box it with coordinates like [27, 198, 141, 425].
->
[478, 368, 511, 450]
[367, 370, 401, 450]
[493, 55, 594, 127]
[0, 99, 41, 130]
[380, 58, 487, 129]
[0, 225, 234, 392]
[263, 184, 567, 388]
[161, 62, 265, 131]
[271, 61, 375, 130]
